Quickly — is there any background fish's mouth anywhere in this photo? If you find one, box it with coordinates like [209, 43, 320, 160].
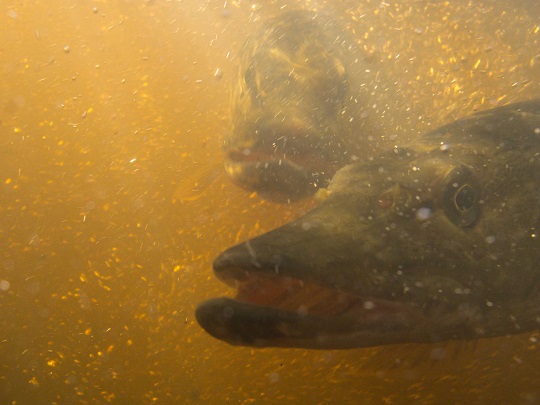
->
[224, 148, 334, 202]
[195, 270, 425, 349]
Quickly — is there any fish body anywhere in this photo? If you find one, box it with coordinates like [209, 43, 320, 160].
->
[197, 99, 540, 349]
[224, 10, 409, 202]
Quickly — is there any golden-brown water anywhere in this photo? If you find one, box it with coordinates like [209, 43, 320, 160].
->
[1, 0, 540, 403]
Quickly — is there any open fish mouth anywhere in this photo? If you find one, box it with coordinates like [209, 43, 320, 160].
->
[224, 148, 334, 202]
[195, 259, 424, 349]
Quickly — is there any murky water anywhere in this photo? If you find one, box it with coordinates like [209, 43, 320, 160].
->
[1, 0, 539, 403]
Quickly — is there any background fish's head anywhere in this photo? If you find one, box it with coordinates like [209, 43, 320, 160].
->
[223, 10, 371, 203]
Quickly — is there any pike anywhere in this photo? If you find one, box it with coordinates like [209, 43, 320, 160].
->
[223, 10, 413, 202]
[197, 99, 540, 349]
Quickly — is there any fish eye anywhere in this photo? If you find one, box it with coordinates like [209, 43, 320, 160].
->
[454, 184, 476, 211]
[443, 167, 481, 227]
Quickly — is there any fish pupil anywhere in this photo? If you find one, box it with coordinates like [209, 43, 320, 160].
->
[454, 184, 475, 211]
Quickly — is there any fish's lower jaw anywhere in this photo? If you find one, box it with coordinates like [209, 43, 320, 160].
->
[195, 291, 429, 350]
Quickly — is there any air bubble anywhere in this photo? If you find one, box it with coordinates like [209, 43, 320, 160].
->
[268, 372, 280, 383]
[363, 301, 375, 310]
[0, 280, 10, 291]
[416, 207, 432, 220]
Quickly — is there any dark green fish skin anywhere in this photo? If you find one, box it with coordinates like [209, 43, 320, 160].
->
[224, 10, 413, 202]
[197, 99, 540, 349]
